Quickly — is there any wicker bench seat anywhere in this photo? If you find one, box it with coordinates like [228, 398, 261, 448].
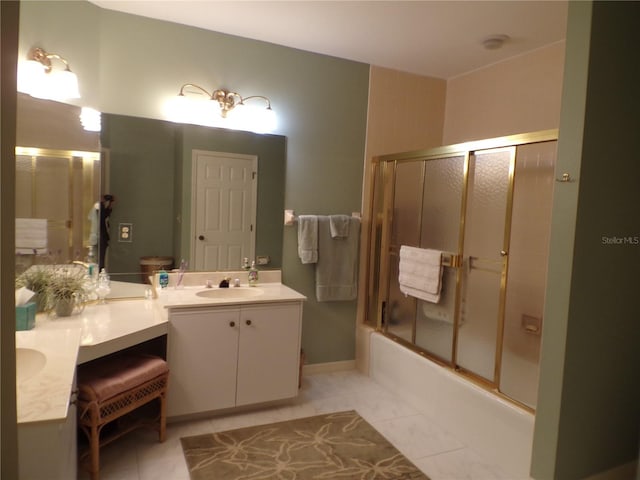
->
[77, 353, 169, 480]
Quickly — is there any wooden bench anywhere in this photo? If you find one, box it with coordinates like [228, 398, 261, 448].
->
[77, 353, 169, 480]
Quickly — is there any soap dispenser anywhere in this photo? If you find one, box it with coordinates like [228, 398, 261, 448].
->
[248, 261, 258, 286]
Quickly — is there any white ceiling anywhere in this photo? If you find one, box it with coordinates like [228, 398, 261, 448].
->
[90, 1, 568, 79]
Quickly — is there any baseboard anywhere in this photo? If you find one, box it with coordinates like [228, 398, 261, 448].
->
[586, 460, 639, 480]
[302, 360, 356, 375]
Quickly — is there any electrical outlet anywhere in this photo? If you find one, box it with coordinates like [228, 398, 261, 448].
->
[118, 223, 133, 242]
[256, 255, 270, 265]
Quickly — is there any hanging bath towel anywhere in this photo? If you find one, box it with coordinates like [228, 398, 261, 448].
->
[297, 215, 318, 264]
[315, 216, 360, 301]
[398, 245, 443, 303]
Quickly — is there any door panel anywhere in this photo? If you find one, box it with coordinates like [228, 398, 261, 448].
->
[193, 151, 257, 270]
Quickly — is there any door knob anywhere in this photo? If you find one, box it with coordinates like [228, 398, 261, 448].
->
[245, 319, 252, 326]
[229, 321, 235, 327]
[500, 250, 508, 256]
[198, 235, 205, 241]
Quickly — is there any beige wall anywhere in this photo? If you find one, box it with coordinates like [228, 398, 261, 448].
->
[443, 42, 565, 144]
[357, 66, 446, 372]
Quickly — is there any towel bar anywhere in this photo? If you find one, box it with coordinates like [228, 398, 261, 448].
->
[285, 210, 361, 226]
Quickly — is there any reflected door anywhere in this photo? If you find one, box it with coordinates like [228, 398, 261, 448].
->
[192, 150, 257, 271]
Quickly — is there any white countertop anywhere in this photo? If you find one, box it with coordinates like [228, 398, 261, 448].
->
[157, 282, 307, 309]
[15, 274, 305, 424]
[16, 329, 81, 424]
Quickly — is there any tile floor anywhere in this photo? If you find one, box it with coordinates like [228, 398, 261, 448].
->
[79, 369, 519, 480]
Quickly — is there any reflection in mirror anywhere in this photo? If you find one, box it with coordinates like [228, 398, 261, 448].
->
[101, 114, 286, 286]
[15, 93, 101, 276]
[15, 96, 286, 299]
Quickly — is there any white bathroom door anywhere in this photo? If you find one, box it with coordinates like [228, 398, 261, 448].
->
[192, 150, 257, 271]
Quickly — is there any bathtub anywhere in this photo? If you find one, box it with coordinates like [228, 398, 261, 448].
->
[369, 332, 534, 478]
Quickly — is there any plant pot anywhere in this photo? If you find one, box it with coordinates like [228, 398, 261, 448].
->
[54, 298, 75, 317]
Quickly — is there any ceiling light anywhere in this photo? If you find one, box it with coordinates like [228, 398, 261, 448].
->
[165, 84, 276, 134]
[18, 47, 80, 100]
[482, 34, 510, 50]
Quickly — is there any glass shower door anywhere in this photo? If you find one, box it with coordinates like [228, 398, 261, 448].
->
[385, 160, 424, 343]
[457, 147, 515, 383]
[414, 155, 465, 363]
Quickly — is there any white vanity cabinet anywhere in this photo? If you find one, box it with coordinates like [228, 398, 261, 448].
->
[167, 301, 303, 417]
[18, 385, 77, 480]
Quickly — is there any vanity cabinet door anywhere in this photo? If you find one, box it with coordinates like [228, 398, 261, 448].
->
[167, 307, 240, 417]
[236, 302, 302, 406]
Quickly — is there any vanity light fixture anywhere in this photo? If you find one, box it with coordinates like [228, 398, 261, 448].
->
[18, 47, 80, 100]
[165, 83, 277, 134]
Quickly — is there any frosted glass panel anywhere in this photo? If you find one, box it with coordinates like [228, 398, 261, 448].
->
[415, 155, 464, 362]
[420, 155, 464, 252]
[415, 266, 457, 361]
[500, 141, 556, 408]
[386, 254, 415, 343]
[457, 148, 513, 382]
[391, 161, 423, 248]
[386, 161, 423, 341]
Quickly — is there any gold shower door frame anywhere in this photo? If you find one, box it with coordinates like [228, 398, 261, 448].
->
[365, 130, 558, 411]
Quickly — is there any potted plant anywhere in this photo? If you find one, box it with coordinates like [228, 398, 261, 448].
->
[46, 266, 88, 317]
[15, 266, 55, 312]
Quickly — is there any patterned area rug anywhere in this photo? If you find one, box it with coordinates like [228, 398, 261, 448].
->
[181, 410, 429, 479]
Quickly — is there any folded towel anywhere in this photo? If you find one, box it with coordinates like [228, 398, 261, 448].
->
[297, 215, 318, 264]
[316, 216, 360, 302]
[398, 245, 443, 303]
[15, 218, 47, 250]
[329, 214, 351, 238]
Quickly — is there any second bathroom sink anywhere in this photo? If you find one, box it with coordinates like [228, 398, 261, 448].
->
[196, 287, 263, 300]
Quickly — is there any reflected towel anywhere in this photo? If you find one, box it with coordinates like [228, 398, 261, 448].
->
[398, 245, 443, 303]
[316, 216, 360, 302]
[329, 214, 351, 238]
[297, 215, 318, 264]
[16, 218, 47, 254]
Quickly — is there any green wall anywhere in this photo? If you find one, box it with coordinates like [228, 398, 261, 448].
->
[19, 1, 369, 364]
[532, 2, 640, 478]
[100, 114, 177, 279]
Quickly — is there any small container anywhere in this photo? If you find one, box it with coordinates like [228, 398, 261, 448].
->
[16, 302, 36, 331]
[248, 261, 259, 286]
[158, 270, 169, 289]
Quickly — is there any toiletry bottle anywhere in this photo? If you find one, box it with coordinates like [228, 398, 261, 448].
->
[158, 270, 169, 289]
[248, 261, 258, 286]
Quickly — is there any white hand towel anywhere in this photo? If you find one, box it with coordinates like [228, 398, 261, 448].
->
[297, 215, 318, 264]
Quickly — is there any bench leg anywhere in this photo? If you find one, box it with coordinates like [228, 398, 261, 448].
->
[89, 423, 100, 480]
[159, 392, 167, 442]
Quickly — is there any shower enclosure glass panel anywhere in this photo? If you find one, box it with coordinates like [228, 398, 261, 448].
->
[500, 141, 556, 408]
[457, 148, 514, 383]
[386, 161, 424, 343]
[415, 155, 465, 362]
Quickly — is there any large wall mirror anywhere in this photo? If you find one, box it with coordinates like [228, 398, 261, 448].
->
[16, 95, 286, 298]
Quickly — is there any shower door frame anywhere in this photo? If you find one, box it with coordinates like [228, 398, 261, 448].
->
[365, 129, 558, 411]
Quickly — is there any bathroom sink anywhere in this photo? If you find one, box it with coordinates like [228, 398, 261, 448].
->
[16, 347, 46, 384]
[196, 287, 263, 299]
